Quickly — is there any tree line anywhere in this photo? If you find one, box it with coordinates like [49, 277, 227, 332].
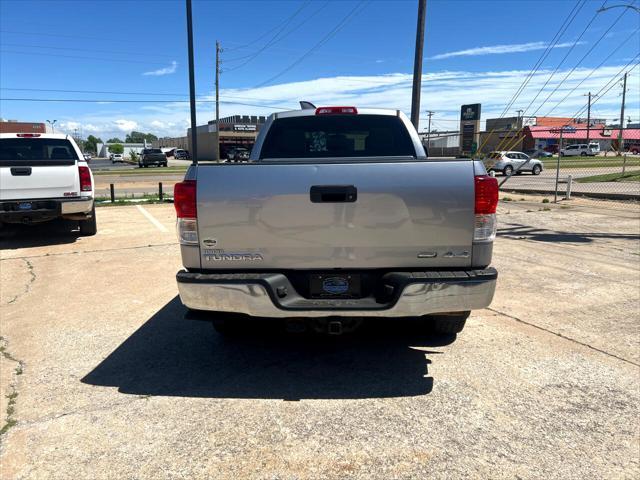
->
[77, 131, 159, 155]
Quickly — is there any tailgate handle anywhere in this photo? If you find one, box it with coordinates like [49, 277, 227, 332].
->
[10, 167, 32, 176]
[310, 185, 357, 203]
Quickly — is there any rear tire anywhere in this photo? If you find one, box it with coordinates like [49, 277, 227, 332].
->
[532, 164, 542, 175]
[79, 207, 97, 236]
[503, 165, 514, 176]
[428, 312, 470, 334]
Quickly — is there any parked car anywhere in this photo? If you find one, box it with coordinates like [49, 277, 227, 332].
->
[485, 151, 543, 176]
[624, 141, 640, 155]
[174, 149, 190, 160]
[174, 105, 499, 336]
[111, 153, 124, 164]
[83, 153, 92, 161]
[0, 133, 96, 235]
[139, 148, 168, 167]
[560, 143, 600, 156]
[523, 149, 552, 158]
[544, 144, 559, 154]
[226, 147, 250, 162]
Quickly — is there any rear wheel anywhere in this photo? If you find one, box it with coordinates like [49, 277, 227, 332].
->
[79, 207, 97, 236]
[503, 165, 514, 176]
[532, 164, 542, 175]
[427, 312, 470, 334]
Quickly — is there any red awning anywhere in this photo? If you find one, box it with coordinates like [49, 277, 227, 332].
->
[526, 126, 640, 140]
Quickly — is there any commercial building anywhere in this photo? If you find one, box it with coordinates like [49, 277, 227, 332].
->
[155, 114, 267, 161]
[0, 120, 46, 134]
[96, 142, 147, 159]
[522, 126, 640, 153]
[478, 116, 609, 153]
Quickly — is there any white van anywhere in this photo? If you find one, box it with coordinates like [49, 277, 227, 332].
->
[560, 143, 600, 156]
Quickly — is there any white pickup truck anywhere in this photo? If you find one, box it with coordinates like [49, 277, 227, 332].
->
[174, 106, 498, 335]
[0, 133, 97, 235]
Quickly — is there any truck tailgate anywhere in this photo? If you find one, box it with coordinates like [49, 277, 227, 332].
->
[0, 165, 78, 200]
[196, 161, 475, 269]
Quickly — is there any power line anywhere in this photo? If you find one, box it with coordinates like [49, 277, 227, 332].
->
[253, 0, 369, 88]
[543, 29, 639, 117]
[224, 1, 320, 53]
[0, 42, 176, 59]
[224, 1, 329, 66]
[524, 3, 631, 116]
[477, 0, 586, 153]
[498, 0, 587, 118]
[0, 87, 292, 103]
[222, 0, 311, 69]
[0, 49, 170, 65]
[0, 98, 294, 110]
[0, 29, 134, 44]
[494, 1, 627, 152]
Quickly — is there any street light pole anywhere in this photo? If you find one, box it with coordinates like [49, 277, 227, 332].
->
[46, 119, 57, 133]
[597, 4, 640, 13]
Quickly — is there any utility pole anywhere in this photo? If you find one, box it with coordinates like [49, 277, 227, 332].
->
[617, 72, 627, 155]
[555, 126, 564, 203]
[215, 40, 221, 162]
[410, 0, 426, 129]
[426, 110, 434, 148]
[186, 0, 198, 165]
[584, 91, 594, 144]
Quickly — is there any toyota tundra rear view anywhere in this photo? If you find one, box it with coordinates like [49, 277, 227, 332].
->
[174, 106, 498, 334]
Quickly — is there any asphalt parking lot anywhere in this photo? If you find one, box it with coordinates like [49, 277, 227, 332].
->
[1, 198, 639, 479]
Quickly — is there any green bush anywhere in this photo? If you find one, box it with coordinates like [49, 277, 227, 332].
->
[108, 143, 124, 154]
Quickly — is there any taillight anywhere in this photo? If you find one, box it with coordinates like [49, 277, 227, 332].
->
[78, 166, 92, 192]
[174, 180, 197, 218]
[474, 175, 498, 242]
[174, 180, 198, 245]
[315, 106, 358, 115]
[474, 175, 498, 214]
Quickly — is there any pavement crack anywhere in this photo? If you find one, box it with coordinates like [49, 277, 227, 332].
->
[0, 242, 178, 261]
[6, 259, 36, 305]
[0, 336, 25, 446]
[487, 307, 640, 368]
[15, 395, 149, 430]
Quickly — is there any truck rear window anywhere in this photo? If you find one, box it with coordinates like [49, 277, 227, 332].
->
[259, 115, 416, 159]
[0, 138, 79, 166]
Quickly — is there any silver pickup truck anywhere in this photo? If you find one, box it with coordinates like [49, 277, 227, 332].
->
[174, 106, 498, 335]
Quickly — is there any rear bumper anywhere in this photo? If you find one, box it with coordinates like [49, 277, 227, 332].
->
[176, 268, 497, 318]
[0, 197, 93, 223]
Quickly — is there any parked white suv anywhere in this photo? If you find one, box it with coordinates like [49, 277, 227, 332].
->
[560, 143, 599, 156]
[0, 133, 97, 235]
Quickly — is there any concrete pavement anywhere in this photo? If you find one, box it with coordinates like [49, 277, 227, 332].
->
[1, 200, 639, 479]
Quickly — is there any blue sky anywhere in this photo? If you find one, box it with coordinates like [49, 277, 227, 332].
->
[1, 0, 638, 139]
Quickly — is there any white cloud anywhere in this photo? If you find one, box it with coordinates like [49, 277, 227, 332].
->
[430, 41, 585, 60]
[52, 64, 639, 138]
[114, 119, 138, 131]
[142, 61, 178, 76]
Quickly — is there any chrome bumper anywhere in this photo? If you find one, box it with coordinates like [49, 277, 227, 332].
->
[177, 269, 497, 318]
[61, 197, 93, 214]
